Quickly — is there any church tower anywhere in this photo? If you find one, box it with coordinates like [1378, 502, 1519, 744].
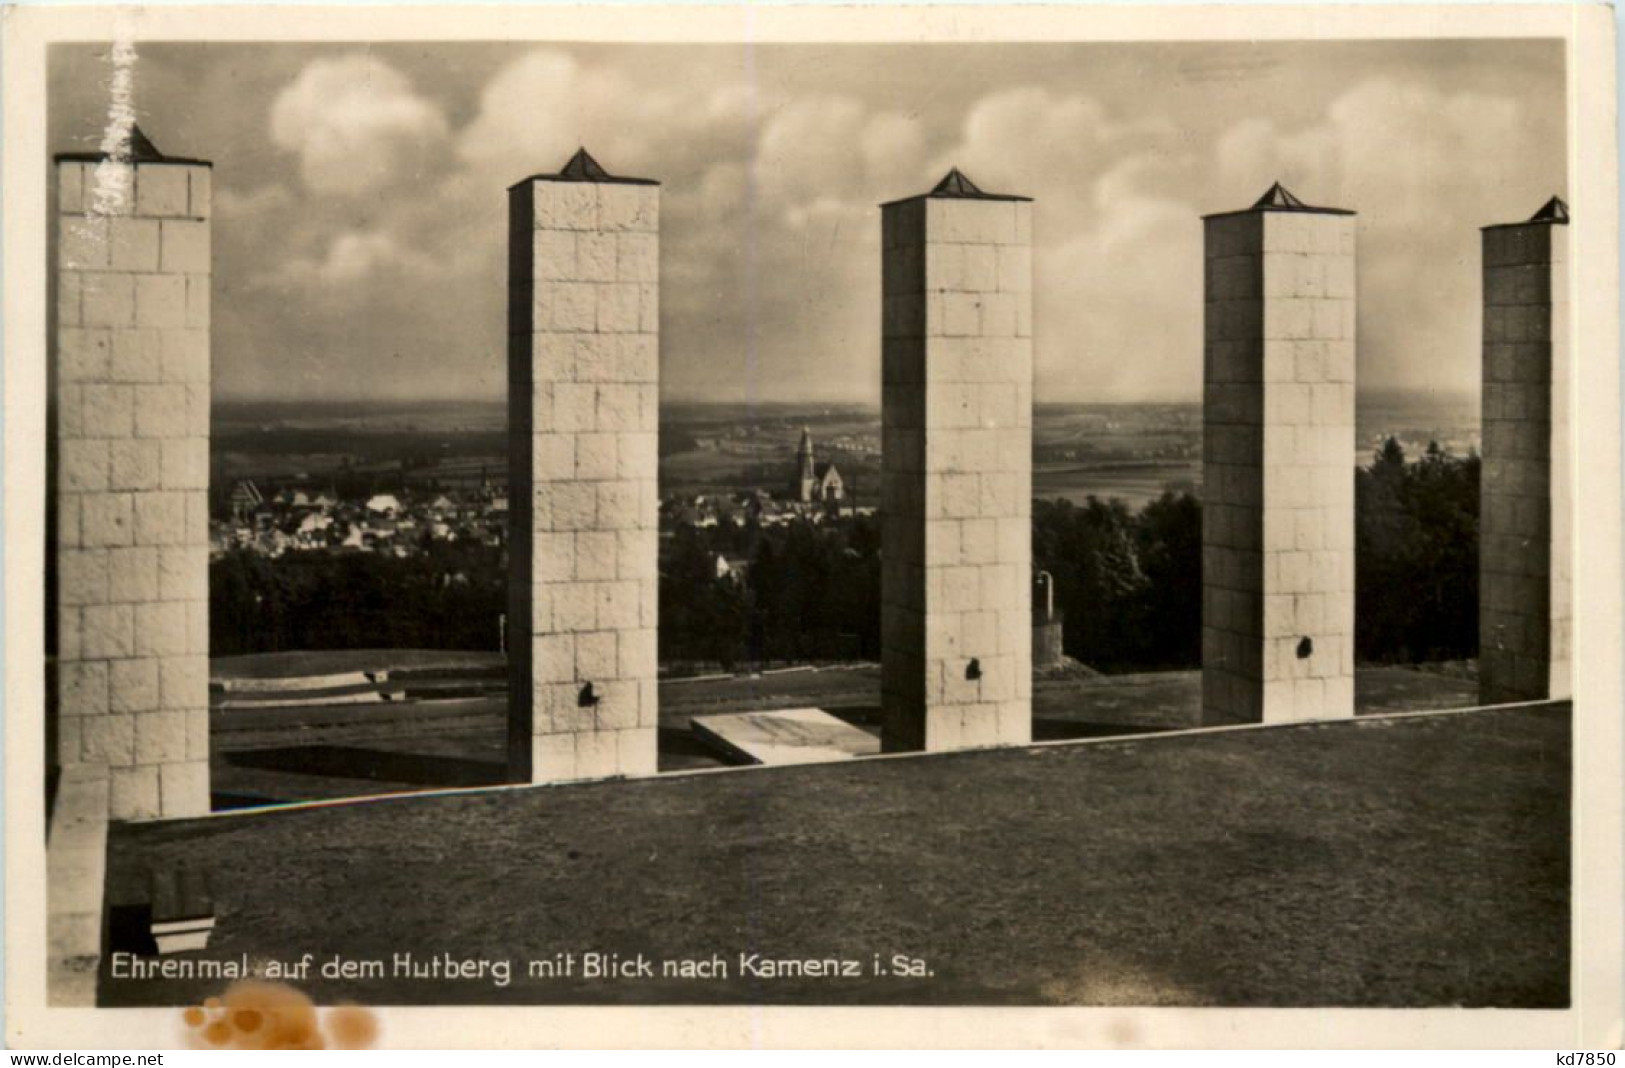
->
[795, 427, 817, 503]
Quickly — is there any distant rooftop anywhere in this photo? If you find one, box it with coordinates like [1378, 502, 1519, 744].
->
[54, 123, 211, 167]
[509, 147, 659, 189]
[881, 167, 1032, 207]
[1203, 181, 1354, 219]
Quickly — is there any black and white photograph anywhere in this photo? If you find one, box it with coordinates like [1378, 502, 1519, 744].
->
[5, 2, 1621, 1050]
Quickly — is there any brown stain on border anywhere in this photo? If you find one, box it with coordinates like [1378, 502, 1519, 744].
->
[181, 981, 379, 1050]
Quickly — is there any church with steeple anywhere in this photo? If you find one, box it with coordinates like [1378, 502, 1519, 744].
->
[793, 428, 845, 506]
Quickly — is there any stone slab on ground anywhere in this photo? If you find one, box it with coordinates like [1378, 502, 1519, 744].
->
[210, 649, 503, 681]
[217, 690, 392, 710]
[214, 670, 383, 694]
[691, 708, 880, 766]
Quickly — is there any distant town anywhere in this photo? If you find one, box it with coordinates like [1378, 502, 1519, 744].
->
[211, 393, 1479, 560]
[217, 480, 507, 558]
[213, 421, 874, 561]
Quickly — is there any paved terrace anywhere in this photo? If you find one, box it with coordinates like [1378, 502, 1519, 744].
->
[102, 700, 1567, 1008]
[204, 659, 1481, 805]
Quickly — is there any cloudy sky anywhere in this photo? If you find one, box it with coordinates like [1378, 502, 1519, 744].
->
[50, 40, 1564, 405]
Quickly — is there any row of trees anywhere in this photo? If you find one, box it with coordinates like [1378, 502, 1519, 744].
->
[654, 438, 1477, 672]
[1028, 439, 1479, 669]
[1031, 492, 1202, 671]
[210, 541, 505, 655]
[1355, 440, 1479, 662]
[211, 439, 1481, 671]
[659, 517, 882, 668]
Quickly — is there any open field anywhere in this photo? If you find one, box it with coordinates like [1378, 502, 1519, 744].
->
[215, 396, 1481, 514]
[102, 702, 1568, 1007]
[1033, 462, 1199, 508]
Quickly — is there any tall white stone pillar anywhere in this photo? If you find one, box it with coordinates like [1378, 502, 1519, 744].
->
[880, 169, 1033, 752]
[507, 149, 660, 782]
[1201, 184, 1356, 725]
[53, 127, 212, 819]
[1479, 197, 1571, 704]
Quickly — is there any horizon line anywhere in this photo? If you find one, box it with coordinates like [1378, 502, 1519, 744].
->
[213, 386, 1480, 407]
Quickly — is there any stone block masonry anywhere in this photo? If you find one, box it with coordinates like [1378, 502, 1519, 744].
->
[880, 170, 1033, 753]
[508, 150, 659, 783]
[1479, 198, 1571, 704]
[1201, 184, 1356, 726]
[53, 130, 211, 819]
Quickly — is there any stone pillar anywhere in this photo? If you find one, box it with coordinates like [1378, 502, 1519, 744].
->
[1479, 197, 1571, 704]
[1032, 572, 1063, 668]
[1201, 183, 1356, 726]
[880, 169, 1032, 753]
[52, 127, 211, 819]
[507, 149, 659, 783]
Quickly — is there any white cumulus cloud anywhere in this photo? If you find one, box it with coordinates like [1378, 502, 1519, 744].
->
[454, 49, 692, 179]
[262, 229, 441, 289]
[270, 53, 449, 196]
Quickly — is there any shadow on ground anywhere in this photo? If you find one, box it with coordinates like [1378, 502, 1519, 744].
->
[829, 704, 1164, 742]
[225, 746, 507, 789]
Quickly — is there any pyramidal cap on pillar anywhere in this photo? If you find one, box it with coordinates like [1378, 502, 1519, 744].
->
[1528, 195, 1569, 223]
[1202, 181, 1355, 219]
[879, 166, 1032, 207]
[1483, 195, 1570, 230]
[53, 123, 212, 167]
[508, 147, 660, 189]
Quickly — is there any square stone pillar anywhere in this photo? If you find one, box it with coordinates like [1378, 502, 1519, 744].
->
[1479, 197, 1571, 704]
[880, 169, 1033, 753]
[52, 128, 212, 819]
[1201, 184, 1356, 725]
[507, 149, 659, 783]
